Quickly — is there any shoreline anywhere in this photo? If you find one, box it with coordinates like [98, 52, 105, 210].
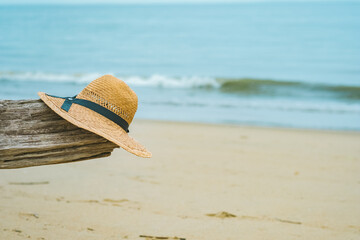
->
[135, 118, 360, 134]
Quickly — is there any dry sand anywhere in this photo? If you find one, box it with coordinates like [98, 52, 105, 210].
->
[0, 120, 359, 240]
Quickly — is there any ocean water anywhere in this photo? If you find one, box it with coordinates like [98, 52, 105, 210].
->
[0, 2, 359, 130]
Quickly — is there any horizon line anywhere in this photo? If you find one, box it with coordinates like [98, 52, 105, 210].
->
[0, 0, 358, 5]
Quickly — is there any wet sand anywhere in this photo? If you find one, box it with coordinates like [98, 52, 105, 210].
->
[0, 120, 359, 240]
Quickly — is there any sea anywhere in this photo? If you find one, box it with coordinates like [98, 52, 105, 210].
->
[0, 2, 359, 130]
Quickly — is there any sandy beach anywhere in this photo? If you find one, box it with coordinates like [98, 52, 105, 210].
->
[0, 120, 359, 240]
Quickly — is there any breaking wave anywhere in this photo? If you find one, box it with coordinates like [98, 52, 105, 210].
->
[1, 71, 360, 100]
[0, 71, 218, 88]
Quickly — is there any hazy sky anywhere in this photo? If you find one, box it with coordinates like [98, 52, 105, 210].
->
[0, 0, 349, 4]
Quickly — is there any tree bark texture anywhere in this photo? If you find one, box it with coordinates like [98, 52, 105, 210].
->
[0, 99, 118, 169]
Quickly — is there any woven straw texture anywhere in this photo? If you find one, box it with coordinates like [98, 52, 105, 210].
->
[38, 75, 151, 158]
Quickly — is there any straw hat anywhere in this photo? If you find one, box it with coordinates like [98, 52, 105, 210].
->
[38, 75, 151, 158]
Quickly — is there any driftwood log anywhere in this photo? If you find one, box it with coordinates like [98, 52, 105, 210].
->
[0, 99, 118, 169]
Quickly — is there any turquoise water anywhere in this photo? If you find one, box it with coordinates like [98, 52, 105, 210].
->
[0, 2, 359, 130]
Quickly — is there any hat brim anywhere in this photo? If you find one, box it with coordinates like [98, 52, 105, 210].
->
[38, 92, 151, 158]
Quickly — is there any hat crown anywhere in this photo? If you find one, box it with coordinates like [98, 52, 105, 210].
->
[77, 75, 138, 124]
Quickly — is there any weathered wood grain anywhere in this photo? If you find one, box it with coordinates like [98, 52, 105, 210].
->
[0, 99, 118, 169]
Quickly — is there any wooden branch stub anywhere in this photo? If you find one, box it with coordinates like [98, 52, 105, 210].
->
[0, 99, 119, 169]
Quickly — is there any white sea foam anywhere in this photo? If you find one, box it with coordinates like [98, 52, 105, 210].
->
[123, 74, 219, 88]
[0, 72, 103, 84]
[0, 71, 219, 88]
[1, 71, 359, 114]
